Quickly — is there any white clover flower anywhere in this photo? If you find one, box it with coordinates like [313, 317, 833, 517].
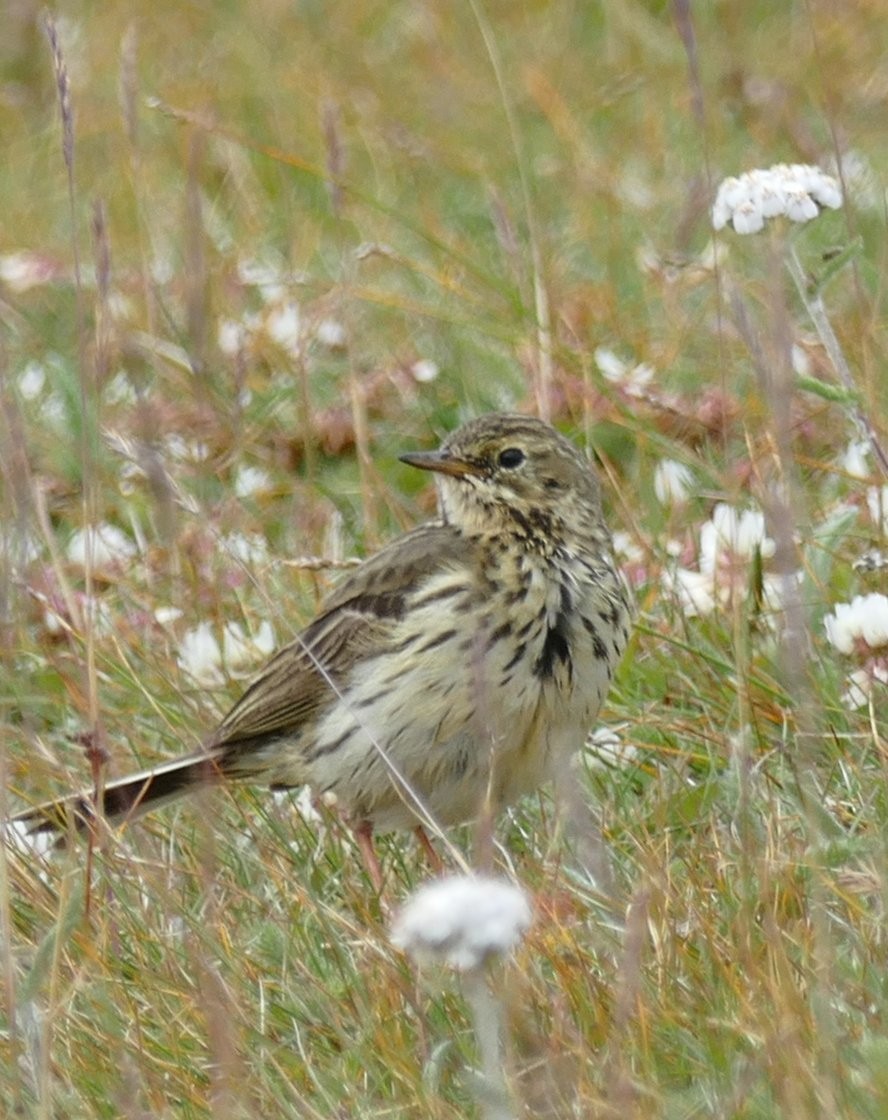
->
[712, 163, 842, 234]
[316, 318, 346, 348]
[154, 606, 184, 626]
[217, 319, 244, 356]
[854, 597, 888, 650]
[663, 503, 780, 621]
[593, 346, 626, 381]
[266, 302, 302, 353]
[664, 566, 717, 617]
[611, 530, 644, 566]
[626, 364, 654, 396]
[842, 668, 870, 709]
[841, 663, 888, 710]
[827, 599, 869, 654]
[824, 594, 888, 655]
[841, 440, 871, 480]
[790, 344, 811, 377]
[222, 620, 276, 673]
[699, 504, 775, 575]
[654, 459, 695, 506]
[177, 622, 224, 687]
[67, 524, 136, 570]
[0, 250, 60, 291]
[18, 361, 46, 400]
[391, 875, 531, 972]
[594, 347, 654, 397]
[234, 464, 273, 499]
[581, 726, 639, 771]
[410, 358, 439, 383]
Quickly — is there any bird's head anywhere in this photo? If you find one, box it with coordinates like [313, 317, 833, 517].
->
[400, 413, 606, 546]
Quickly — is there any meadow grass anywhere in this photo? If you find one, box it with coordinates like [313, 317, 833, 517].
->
[1, 2, 887, 1117]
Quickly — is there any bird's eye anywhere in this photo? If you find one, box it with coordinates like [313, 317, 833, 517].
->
[497, 447, 526, 469]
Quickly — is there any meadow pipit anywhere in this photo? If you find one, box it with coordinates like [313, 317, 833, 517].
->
[13, 413, 631, 887]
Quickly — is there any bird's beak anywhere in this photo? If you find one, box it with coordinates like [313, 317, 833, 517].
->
[399, 449, 478, 477]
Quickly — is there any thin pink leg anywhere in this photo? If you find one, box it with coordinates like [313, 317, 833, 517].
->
[414, 825, 445, 875]
[354, 820, 384, 893]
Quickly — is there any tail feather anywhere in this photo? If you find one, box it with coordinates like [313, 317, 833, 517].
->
[11, 750, 225, 837]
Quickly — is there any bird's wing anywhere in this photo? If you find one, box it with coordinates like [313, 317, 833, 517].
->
[212, 522, 466, 748]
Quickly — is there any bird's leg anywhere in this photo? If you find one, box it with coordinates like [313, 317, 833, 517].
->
[353, 820, 384, 893]
[414, 825, 445, 875]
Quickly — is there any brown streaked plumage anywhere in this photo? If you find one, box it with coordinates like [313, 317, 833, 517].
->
[11, 413, 631, 888]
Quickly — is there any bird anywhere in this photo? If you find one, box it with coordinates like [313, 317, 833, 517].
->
[11, 413, 631, 889]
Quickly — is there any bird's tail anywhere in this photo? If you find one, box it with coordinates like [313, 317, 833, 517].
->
[9, 749, 225, 839]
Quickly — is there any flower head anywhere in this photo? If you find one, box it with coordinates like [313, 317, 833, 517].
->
[654, 459, 695, 506]
[410, 358, 439, 383]
[594, 347, 654, 397]
[664, 565, 717, 618]
[824, 593, 888, 655]
[699, 503, 775, 576]
[712, 164, 842, 234]
[222, 619, 276, 674]
[265, 302, 302, 354]
[391, 875, 531, 972]
[177, 621, 224, 687]
[0, 250, 63, 291]
[67, 523, 136, 570]
[581, 726, 639, 771]
[662, 503, 780, 619]
[841, 440, 871, 480]
[316, 318, 346, 348]
[842, 663, 888, 710]
[18, 361, 46, 400]
[234, 464, 273, 499]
